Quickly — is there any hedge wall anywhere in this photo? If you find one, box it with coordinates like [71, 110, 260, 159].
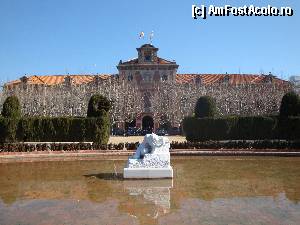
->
[183, 116, 300, 141]
[277, 117, 300, 140]
[0, 116, 110, 144]
[1, 140, 300, 152]
[0, 118, 19, 143]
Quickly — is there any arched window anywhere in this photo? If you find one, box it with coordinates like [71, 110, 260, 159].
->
[143, 92, 151, 109]
[144, 51, 152, 61]
[263, 73, 274, 83]
[127, 74, 133, 81]
[64, 76, 73, 86]
[135, 71, 142, 83]
[161, 74, 168, 81]
[93, 76, 101, 85]
[153, 71, 160, 82]
[223, 75, 230, 83]
[142, 72, 151, 82]
[195, 77, 202, 85]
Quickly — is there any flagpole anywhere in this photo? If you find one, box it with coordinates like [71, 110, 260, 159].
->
[149, 31, 154, 45]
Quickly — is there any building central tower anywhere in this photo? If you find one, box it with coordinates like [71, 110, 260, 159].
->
[117, 44, 179, 131]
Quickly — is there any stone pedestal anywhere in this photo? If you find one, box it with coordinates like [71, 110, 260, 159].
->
[124, 167, 173, 179]
[123, 133, 173, 179]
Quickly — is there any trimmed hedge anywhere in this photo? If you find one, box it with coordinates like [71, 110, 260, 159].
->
[279, 91, 300, 118]
[230, 116, 276, 140]
[195, 96, 217, 118]
[183, 116, 299, 141]
[1, 96, 21, 119]
[170, 140, 300, 150]
[183, 116, 236, 141]
[277, 117, 300, 140]
[87, 94, 111, 117]
[0, 116, 110, 144]
[0, 118, 19, 143]
[1, 140, 300, 152]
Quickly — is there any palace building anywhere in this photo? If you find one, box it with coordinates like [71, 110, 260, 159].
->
[2, 44, 291, 131]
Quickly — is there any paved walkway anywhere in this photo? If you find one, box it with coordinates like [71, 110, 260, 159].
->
[1, 149, 299, 163]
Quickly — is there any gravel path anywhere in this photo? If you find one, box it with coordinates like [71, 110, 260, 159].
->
[108, 135, 186, 144]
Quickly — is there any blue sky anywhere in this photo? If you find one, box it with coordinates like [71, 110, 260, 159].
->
[0, 0, 299, 83]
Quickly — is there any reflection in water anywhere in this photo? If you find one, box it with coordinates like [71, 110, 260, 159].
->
[0, 157, 300, 224]
[160, 194, 300, 225]
[124, 179, 173, 217]
[0, 199, 139, 225]
[84, 172, 124, 180]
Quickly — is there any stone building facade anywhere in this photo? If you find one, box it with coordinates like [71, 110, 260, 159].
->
[1, 44, 292, 131]
[117, 44, 179, 129]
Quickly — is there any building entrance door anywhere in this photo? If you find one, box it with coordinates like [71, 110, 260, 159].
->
[142, 115, 154, 132]
[125, 119, 136, 130]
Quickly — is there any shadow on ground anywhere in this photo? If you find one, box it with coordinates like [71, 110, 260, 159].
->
[84, 173, 124, 180]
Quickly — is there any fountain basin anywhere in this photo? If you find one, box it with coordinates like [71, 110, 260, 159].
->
[123, 166, 173, 179]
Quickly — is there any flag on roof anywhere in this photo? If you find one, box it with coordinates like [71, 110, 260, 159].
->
[139, 31, 145, 39]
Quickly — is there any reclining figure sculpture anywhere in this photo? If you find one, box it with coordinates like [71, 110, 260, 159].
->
[124, 133, 173, 179]
[132, 133, 168, 158]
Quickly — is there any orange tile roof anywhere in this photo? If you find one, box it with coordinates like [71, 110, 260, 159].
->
[4, 73, 289, 88]
[5, 74, 111, 87]
[175, 74, 289, 85]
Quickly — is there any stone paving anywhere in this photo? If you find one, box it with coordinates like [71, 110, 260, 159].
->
[1, 149, 299, 163]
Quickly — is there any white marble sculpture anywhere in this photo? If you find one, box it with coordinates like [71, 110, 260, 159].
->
[124, 133, 173, 179]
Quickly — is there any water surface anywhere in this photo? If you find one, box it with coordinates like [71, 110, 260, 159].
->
[0, 157, 299, 225]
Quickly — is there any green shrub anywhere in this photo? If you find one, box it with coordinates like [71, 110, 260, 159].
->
[183, 116, 277, 141]
[214, 117, 237, 140]
[1, 118, 18, 142]
[183, 117, 236, 141]
[194, 96, 217, 118]
[0, 117, 110, 144]
[52, 117, 70, 141]
[95, 115, 110, 144]
[84, 117, 98, 142]
[2, 140, 300, 152]
[41, 118, 56, 141]
[83, 116, 110, 144]
[87, 94, 111, 117]
[182, 117, 200, 141]
[0, 96, 21, 143]
[230, 116, 276, 140]
[230, 117, 254, 139]
[32, 118, 43, 141]
[69, 118, 85, 142]
[16, 118, 35, 141]
[279, 91, 300, 118]
[278, 117, 300, 140]
[252, 116, 276, 139]
[1, 96, 21, 119]
[0, 117, 7, 143]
